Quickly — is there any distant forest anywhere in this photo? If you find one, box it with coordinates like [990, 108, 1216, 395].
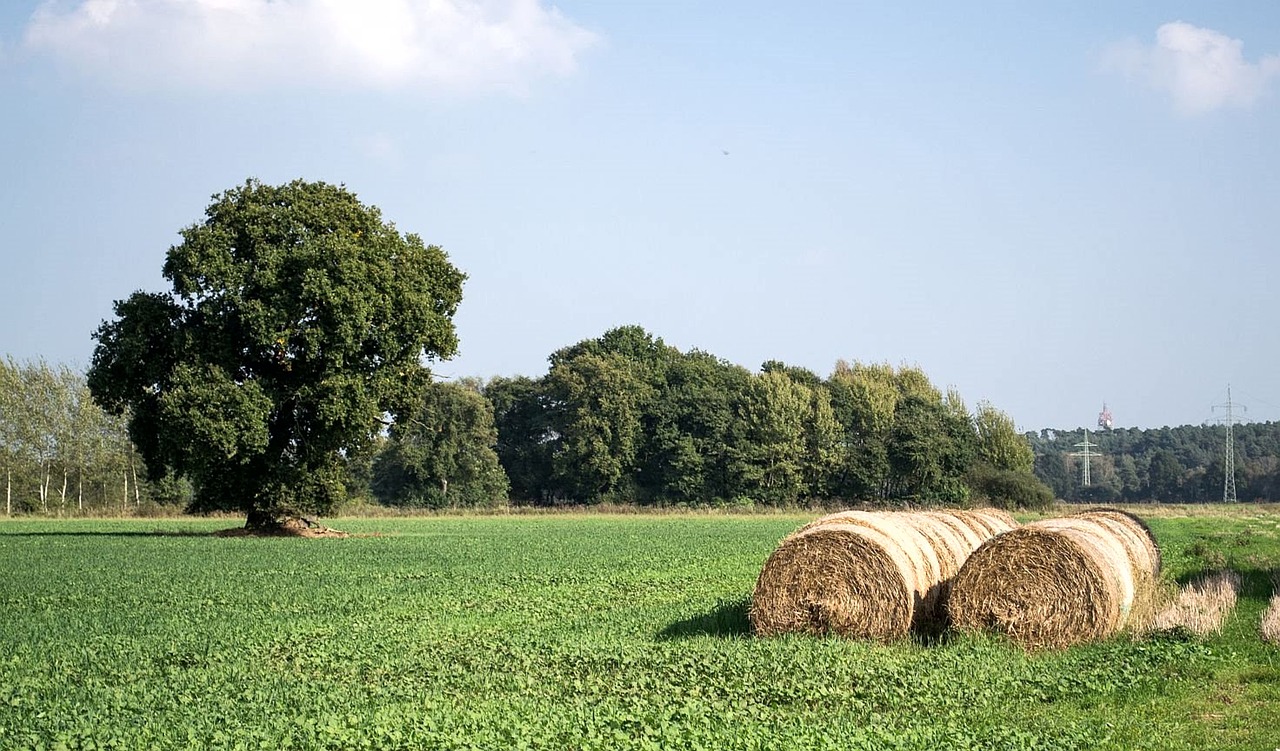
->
[1028, 423, 1280, 504]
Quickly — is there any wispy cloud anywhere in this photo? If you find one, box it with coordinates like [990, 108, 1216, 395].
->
[1102, 21, 1280, 115]
[23, 0, 599, 94]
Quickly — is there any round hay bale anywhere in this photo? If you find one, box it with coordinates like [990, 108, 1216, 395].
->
[947, 511, 1162, 649]
[1080, 507, 1162, 574]
[750, 509, 1017, 641]
[960, 508, 1020, 533]
[1072, 509, 1163, 627]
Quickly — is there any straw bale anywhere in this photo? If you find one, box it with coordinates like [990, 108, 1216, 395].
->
[957, 508, 1020, 536]
[1072, 509, 1164, 627]
[750, 509, 1016, 641]
[1080, 507, 1162, 574]
[947, 510, 1163, 650]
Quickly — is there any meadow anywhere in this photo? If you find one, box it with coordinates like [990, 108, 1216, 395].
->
[1, 507, 1278, 750]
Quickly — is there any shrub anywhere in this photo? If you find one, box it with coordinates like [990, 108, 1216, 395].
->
[965, 462, 1054, 510]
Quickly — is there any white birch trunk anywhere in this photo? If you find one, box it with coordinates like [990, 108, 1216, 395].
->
[40, 461, 49, 513]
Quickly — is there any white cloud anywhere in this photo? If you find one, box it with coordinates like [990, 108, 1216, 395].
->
[1103, 21, 1280, 114]
[23, 0, 599, 94]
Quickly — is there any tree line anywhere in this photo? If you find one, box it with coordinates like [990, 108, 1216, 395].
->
[0, 323, 1051, 516]
[18, 341, 1275, 516]
[373, 326, 1051, 510]
[0, 357, 176, 515]
[1030, 422, 1280, 504]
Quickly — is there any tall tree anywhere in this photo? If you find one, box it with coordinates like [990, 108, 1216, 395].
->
[973, 401, 1034, 474]
[889, 393, 971, 503]
[544, 351, 650, 502]
[638, 350, 750, 504]
[11, 360, 61, 512]
[0, 358, 18, 515]
[88, 179, 465, 528]
[373, 380, 508, 508]
[801, 383, 842, 498]
[827, 361, 900, 500]
[726, 370, 813, 505]
[485, 375, 556, 503]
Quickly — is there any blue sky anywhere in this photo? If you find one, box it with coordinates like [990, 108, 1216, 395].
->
[3, 1, 1279, 430]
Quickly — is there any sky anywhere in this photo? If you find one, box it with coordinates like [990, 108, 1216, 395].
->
[2, 1, 1279, 432]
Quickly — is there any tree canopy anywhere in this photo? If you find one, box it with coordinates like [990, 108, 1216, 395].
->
[372, 379, 508, 509]
[475, 325, 1052, 510]
[87, 179, 465, 527]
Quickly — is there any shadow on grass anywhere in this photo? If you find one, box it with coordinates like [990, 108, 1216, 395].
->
[658, 596, 752, 640]
[1174, 566, 1276, 598]
[0, 530, 220, 538]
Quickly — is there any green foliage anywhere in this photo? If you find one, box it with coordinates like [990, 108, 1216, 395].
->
[486, 327, 759, 506]
[485, 375, 556, 503]
[726, 370, 840, 504]
[0, 357, 148, 515]
[1, 512, 1278, 749]
[486, 331, 1037, 508]
[973, 401, 1034, 474]
[1147, 449, 1184, 501]
[87, 179, 465, 524]
[637, 350, 746, 505]
[964, 462, 1055, 510]
[545, 351, 651, 501]
[888, 394, 973, 504]
[373, 380, 509, 508]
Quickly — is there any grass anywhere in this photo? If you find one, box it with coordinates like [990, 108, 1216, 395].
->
[1, 509, 1279, 750]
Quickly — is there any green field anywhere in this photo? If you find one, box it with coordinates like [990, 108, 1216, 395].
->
[2, 509, 1279, 750]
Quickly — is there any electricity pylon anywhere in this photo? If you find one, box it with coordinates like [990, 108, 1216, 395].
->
[1213, 385, 1245, 503]
[1071, 430, 1101, 487]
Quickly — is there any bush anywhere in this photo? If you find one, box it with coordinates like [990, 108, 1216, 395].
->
[965, 462, 1054, 510]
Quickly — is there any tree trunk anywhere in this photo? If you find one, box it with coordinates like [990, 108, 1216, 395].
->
[245, 508, 282, 530]
[59, 468, 68, 516]
[132, 461, 140, 506]
[5, 469, 10, 516]
[40, 461, 49, 513]
[77, 467, 83, 514]
[122, 470, 128, 516]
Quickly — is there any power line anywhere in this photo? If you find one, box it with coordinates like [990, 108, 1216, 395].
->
[1234, 388, 1280, 421]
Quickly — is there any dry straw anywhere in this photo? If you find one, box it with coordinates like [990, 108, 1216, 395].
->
[749, 508, 1018, 642]
[1148, 570, 1242, 637]
[1260, 571, 1280, 646]
[947, 508, 1162, 650]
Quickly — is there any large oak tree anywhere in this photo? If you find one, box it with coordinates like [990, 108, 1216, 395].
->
[88, 179, 465, 528]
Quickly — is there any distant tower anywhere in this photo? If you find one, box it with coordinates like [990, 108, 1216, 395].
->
[1071, 430, 1102, 487]
[1213, 385, 1245, 503]
[1097, 403, 1113, 430]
